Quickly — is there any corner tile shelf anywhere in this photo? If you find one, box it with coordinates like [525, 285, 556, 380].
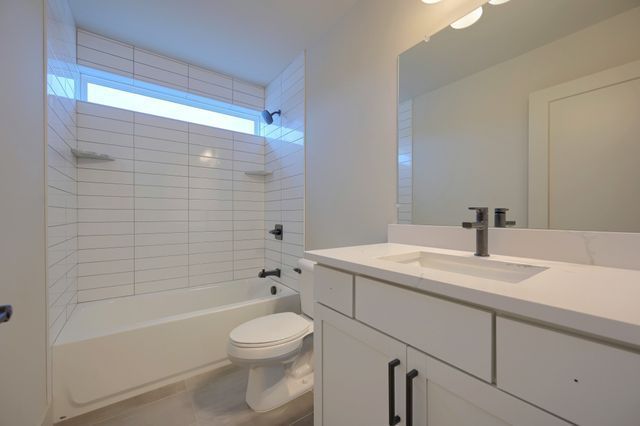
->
[71, 148, 115, 161]
[244, 170, 272, 177]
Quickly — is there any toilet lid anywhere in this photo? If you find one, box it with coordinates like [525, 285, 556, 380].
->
[230, 312, 311, 346]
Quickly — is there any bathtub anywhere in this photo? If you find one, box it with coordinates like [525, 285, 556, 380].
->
[53, 279, 299, 421]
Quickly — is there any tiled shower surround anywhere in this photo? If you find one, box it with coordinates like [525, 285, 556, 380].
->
[45, 22, 306, 305]
[76, 102, 267, 301]
[47, 0, 80, 341]
[263, 53, 306, 291]
[76, 29, 265, 111]
[397, 100, 413, 225]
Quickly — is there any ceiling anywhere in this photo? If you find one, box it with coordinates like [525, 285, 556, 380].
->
[68, 0, 358, 86]
[399, 0, 640, 101]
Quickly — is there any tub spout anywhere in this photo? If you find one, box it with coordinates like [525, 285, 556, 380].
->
[258, 268, 281, 278]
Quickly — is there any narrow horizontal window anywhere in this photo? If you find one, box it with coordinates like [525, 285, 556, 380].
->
[86, 83, 257, 134]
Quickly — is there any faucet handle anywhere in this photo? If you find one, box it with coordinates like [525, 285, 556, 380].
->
[467, 207, 488, 222]
[494, 208, 516, 228]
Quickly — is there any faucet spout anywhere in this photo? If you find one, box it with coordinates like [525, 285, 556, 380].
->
[462, 207, 489, 257]
[258, 268, 281, 278]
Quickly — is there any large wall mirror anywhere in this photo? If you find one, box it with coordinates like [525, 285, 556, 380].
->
[398, 0, 640, 232]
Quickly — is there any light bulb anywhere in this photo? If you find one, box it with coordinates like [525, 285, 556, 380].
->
[450, 7, 483, 29]
[421, 0, 442, 4]
[488, 0, 511, 5]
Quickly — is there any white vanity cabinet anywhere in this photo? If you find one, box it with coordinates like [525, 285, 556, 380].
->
[406, 348, 568, 426]
[313, 267, 582, 426]
[314, 303, 407, 426]
[314, 299, 569, 426]
[309, 242, 640, 425]
[497, 317, 640, 426]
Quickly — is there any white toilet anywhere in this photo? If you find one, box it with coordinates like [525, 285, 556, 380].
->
[227, 259, 315, 412]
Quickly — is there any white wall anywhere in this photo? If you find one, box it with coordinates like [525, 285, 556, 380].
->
[305, 0, 485, 250]
[0, 0, 48, 424]
[411, 7, 640, 227]
[263, 53, 306, 291]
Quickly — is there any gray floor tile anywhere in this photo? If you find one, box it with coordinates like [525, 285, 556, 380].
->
[94, 392, 196, 426]
[57, 381, 187, 425]
[194, 391, 313, 426]
[191, 367, 313, 426]
[58, 366, 313, 426]
[290, 412, 314, 426]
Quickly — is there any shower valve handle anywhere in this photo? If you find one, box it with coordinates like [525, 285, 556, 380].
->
[269, 224, 283, 240]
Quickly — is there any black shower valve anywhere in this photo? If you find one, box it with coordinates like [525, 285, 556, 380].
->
[269, 224, 283, 240]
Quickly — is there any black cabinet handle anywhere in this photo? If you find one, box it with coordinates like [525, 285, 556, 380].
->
[388, 359, 401, 425]
[0, 305, 13, 324]
[406, 369, 419, 426]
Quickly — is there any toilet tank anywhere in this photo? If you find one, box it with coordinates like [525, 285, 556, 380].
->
[298, 259, 316, 318]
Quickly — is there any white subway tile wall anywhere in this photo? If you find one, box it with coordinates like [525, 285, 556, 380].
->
[77, 30, 265, 111]
[76, 101, 267, 301]
[263, 53, 305, 291]
[47, 0, 80, 343]
[398, 100, 413, 224]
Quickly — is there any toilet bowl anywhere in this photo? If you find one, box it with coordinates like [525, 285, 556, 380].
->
[227, 259, 316, 412]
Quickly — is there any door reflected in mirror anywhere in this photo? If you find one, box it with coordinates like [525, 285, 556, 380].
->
[398, 0, 640, 232]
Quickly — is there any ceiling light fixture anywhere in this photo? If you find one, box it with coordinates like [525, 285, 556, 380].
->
[450, 6, 483, 29]
[488, 0, 511, 5]
[421, 0, 442, 4]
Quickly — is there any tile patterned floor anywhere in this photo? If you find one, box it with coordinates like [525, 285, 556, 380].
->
[57, 366, 313, 426]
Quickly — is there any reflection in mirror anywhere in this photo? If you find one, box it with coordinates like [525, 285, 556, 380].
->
[398, 0, 640, 232]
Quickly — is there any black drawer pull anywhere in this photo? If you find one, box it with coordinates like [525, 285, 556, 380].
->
[406, 369, 419, 426]
[0, 305, 13, 324]
[388, 359, 401, 425]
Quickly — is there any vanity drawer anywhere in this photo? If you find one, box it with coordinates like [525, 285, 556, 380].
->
[497, 317, 640, 426]
[314, 265, 354, 317]
[355, 276, 493, 381]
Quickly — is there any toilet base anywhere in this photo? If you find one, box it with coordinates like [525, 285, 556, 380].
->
[246, 366, 313, 412]
[245, 338, 314, 412]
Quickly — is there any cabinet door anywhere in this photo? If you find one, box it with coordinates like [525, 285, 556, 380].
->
[406, 348, 569, 426]
[315, 303, 407, 426]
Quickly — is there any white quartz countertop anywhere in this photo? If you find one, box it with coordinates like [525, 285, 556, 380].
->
[305, 243, 640, 347]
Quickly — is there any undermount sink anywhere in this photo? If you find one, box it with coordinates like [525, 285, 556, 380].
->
[378, 251, 548, 284]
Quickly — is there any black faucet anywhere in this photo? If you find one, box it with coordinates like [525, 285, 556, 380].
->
[258, 268, 281, 278]
[494, 208, 516, 228]
[462, 207, 490, 257]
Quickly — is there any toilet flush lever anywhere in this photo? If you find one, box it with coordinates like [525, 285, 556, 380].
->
[0, 305, 13, 324]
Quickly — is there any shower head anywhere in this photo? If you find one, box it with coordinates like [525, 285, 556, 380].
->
[261, 109, 281, 125]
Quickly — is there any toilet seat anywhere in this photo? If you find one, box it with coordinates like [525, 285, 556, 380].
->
[230, 312, 311, 348]
[228, 312, 313, 362]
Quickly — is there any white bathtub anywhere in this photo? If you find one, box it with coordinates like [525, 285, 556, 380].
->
[53, 279, 299, 421]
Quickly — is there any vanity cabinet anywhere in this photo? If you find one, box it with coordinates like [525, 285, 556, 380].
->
[497, 317, 640, 426]
[314, 303, 407, 426]
[406, 348, 568, 426]
[314, 301, 569, 426]
[355, 276, 493, 382]
[313, 266, 630, 426]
